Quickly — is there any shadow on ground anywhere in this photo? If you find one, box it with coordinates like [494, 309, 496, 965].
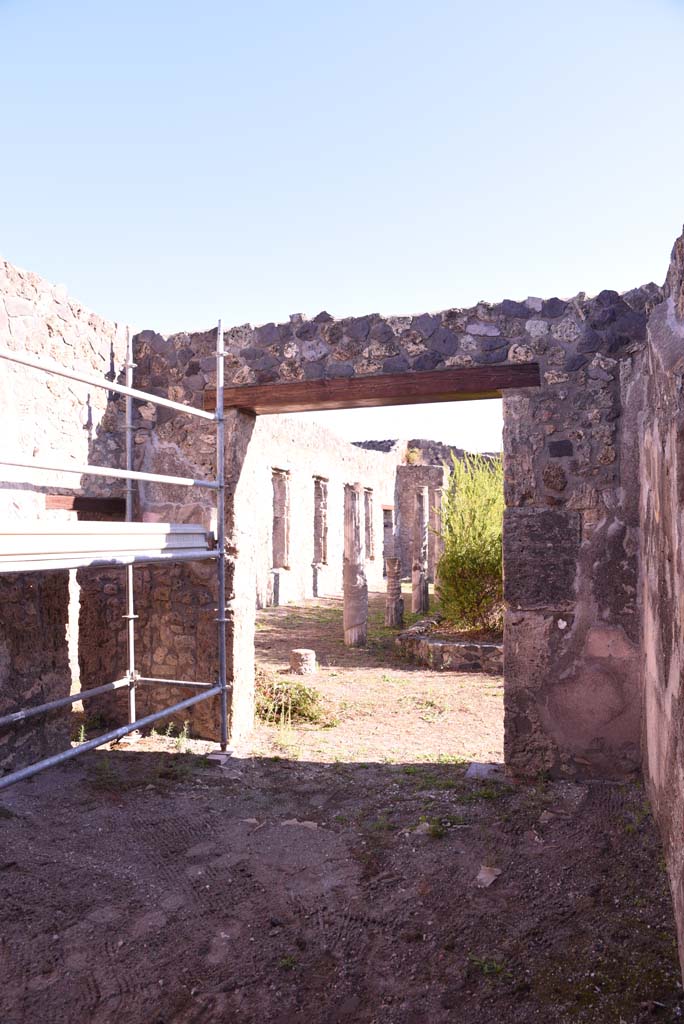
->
[0, 746, 680, 1024]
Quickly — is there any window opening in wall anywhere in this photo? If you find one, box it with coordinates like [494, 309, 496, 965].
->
[313, 476, 328, 565]
[272, 469, 290, 569]
[364, 487, 375, 560]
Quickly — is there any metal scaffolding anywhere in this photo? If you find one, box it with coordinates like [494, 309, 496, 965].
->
[0, 324, 229, 791]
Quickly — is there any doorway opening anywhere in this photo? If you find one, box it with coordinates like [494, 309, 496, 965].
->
[234, 386, 507, 768]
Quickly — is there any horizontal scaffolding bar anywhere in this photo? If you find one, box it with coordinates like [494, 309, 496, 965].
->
[0, 457, 219, 490]
[0, 346, 216, 421]
[0, 679, 130, 728]
[139, 677, 215, 689]
[0, 685, 222, 791]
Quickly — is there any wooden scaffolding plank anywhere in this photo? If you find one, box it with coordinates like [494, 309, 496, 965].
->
[45, 495, 126, 518]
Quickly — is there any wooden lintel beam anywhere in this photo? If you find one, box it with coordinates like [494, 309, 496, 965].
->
[204, 364, 540, 415]
[45, 495, 126, 519]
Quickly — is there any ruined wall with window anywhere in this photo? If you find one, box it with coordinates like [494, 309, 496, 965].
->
[72, 283, 663, 776]
[238, 417, 396, 608]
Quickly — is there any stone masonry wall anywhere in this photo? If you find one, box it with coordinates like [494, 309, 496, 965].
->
[81, 284, 663, 774]
[0, 256, 666, 782]
[639, 231, 684, 979]
[208, 285, 661, 777]
[0, 259, 127, 770]
[79, 330, 397, 740]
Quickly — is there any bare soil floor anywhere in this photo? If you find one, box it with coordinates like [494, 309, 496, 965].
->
[248, 592, 503, 764]
[0, 594, 681, 1024]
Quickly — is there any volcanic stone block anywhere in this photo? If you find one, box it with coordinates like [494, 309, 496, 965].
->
[504, 508, 580, 609]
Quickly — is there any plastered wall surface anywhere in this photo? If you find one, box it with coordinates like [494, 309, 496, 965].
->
[242, 416, 396, 607]
[640, 232, 684, 978]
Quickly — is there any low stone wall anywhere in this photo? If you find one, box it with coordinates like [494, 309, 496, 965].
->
[397, 618, 503, 674]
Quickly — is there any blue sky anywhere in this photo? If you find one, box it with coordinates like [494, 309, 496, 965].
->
[1, 0, 683, 448]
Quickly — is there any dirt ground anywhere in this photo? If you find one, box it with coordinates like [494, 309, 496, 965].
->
[248, 592, 503, 764]
[0, 594, 681, 1024]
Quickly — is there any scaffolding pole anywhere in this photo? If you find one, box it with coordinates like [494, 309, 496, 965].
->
[0, 457, 219, 489]
[0, 321, 231, 789]
[0, 345, 216, 420]
[124, 327, 138, 726]
[216, 321, 229, 752]
[0, 686, 222, 792]
[0, 679, 131, 728]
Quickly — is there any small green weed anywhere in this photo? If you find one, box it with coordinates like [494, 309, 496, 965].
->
[175, 720, 190, 753]
[278, 955, 298, 971]
[369, 813, 393, 832]
[157, 757, 192, 783]
[419, 814, 465, 838]
[91, 756, 132, 793]
[463, 783, 510, 802]
[468, 954, 512, 979]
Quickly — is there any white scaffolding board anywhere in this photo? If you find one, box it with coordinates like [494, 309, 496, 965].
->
[0, 522, 217, 573]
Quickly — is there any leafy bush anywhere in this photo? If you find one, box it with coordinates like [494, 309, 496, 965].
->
[436, 453, 504, 633]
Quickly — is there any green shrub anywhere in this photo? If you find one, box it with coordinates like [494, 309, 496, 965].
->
[436, 453, 504, 632]
[255, 668, 327, 726]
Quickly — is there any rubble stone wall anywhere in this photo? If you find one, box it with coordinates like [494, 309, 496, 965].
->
[640, 232, 684, 978]
[81, 283, 663, 775]
[79, 331, 397, 740]
[0, 259, 127, 770]
[0, 254, 669, 783]
[206, 286, 659, 777]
